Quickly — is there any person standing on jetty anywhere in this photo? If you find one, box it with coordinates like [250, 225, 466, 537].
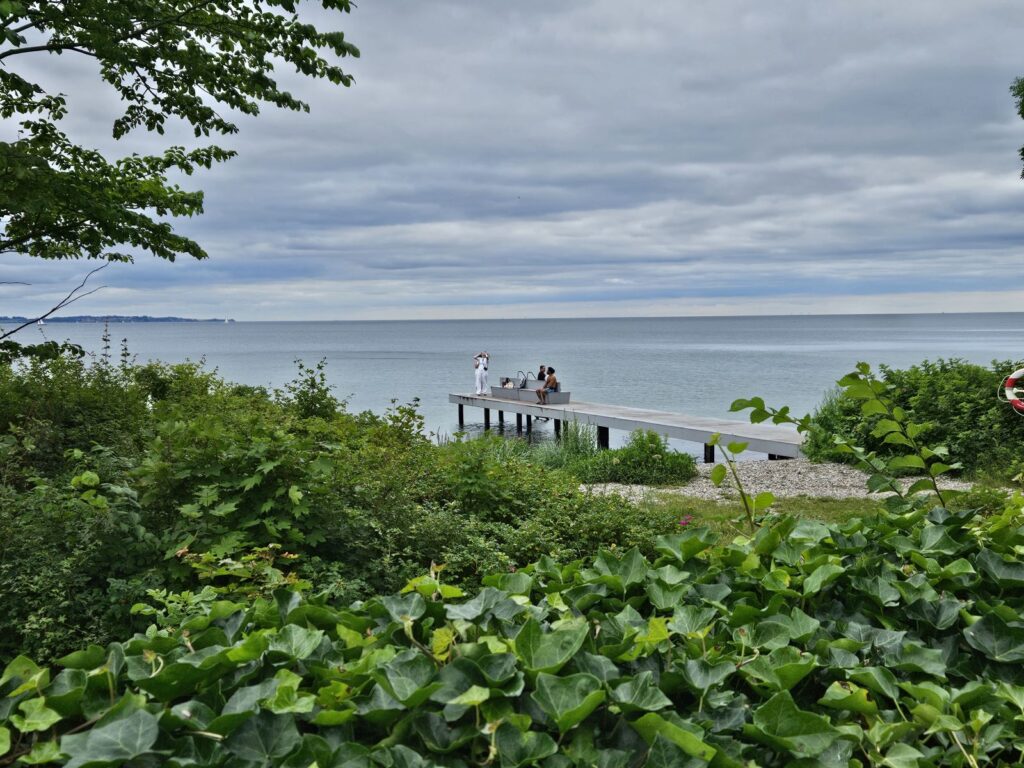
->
[473, 352, 490, 395]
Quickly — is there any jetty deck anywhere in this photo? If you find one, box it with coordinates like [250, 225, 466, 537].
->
[449, 393, 804, 461]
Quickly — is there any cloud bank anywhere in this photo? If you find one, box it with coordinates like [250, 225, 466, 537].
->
[2, 0, 1023, 319]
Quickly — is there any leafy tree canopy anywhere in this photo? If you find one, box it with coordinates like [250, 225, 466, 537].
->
[0, 0, 359, 263]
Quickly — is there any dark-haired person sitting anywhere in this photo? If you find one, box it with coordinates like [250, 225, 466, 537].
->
[536, 367, 558, 404]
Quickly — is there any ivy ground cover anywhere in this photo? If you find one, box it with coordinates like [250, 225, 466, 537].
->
[4, 491, 1024, 768]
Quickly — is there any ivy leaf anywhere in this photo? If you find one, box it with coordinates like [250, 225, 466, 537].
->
[817, 681, 878, 715]
[667, 605, 716, 636]
[376, 651, 441, 707]
[224, 711, 301, 764]
[266, 625, 324, 661]
[751, 691, 840, 758]
[62, 709, 160, 768]
[11, 698, 62, 733]
[514, 619, 588, 674]
[382, 593, 427, 624]
[680, 659, 734, 692]
[964, 614, 1024, 663]
[494, 723, 557, 768]
[611, 671, 672, 712]
[630, 712, 716, 761]
[803, 563, 844, 595]
[530, 673, 605, 732]
[742, 647, 817, 691]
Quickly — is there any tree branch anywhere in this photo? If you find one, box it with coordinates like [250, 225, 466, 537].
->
[0, 263, 109, 340]
[0, 43, 97, 62]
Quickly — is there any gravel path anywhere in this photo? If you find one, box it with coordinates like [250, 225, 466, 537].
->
[584, 458, 974, 503]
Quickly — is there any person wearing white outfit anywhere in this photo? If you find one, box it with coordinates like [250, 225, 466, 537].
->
[473, 352, 490, 395]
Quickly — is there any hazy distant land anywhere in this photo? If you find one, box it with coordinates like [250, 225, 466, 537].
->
[0, 315, 235, 324]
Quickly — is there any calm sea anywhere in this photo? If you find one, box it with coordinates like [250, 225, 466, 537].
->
[30, 314, 1024, 453]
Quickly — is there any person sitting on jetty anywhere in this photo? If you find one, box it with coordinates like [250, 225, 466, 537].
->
[536, 363, 547, 382]
[536, 367, 558, 404]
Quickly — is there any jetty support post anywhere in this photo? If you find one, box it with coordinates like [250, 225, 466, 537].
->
[554, 419, 561, 439]
[516, 413, 523, 432]
[483, 408, 490, 430]
[458, 404, 464, 427]
[498, 410, 504, 427]
[526, 415, 532, 433]
[704, 443, 715, 464]
[597, 426, 610, 450]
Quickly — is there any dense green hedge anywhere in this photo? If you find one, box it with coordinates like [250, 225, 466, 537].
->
[0, 357, 679, 664]
[574, 430, 697, 485]
[3, 490, 1024, 767]
[805, 358, 1024, 476]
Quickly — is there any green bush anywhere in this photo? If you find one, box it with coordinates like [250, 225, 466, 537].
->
[576, 429, 697, 485]
[805, 358, 1024, 476]
[0, 358, 680, 663]
[6, 489, 1024, 767]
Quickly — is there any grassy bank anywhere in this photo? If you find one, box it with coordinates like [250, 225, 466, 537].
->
[637, 492, 881, 533]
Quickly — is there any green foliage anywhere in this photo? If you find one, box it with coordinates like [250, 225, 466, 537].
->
[0, 358, 678, 663]
[804, 358, 1024, 476]
[281, 359, 340, 420]
[575, 430, 697, 486]
[5, 486, 1024, 766]
[0, 0, 359, 265]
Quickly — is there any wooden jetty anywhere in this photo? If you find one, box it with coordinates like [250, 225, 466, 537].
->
[449, 393, 804, 461]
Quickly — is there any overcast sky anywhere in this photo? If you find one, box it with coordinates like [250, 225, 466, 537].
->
[3, 0, 1024, 320]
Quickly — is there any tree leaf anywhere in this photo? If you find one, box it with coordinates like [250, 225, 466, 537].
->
[710, 464, 727, 486]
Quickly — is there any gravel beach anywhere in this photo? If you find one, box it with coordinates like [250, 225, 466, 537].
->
[585, 458, 974, 503]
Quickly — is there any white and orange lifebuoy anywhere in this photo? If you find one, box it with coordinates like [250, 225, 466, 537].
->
[1005, 368, 1024, 414]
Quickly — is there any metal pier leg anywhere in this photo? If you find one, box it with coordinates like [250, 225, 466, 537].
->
[483, 408, 490, 430]
[458, 404, 464, 427]
[704, 444, 715, 464]
[526, 415, 532, 433]
[498, 410, 504, 427]
[597, 426, 609, 450]
[516, 413, 523, 432]
[554, 419, 561, 439]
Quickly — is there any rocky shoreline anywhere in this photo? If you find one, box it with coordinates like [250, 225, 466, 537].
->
[585, 458, 974, 503]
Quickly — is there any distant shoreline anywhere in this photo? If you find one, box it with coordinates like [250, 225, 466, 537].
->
[0, 315, 235, 324]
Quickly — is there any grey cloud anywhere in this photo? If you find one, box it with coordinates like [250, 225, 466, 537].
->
[2, 1, 1024, 318]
